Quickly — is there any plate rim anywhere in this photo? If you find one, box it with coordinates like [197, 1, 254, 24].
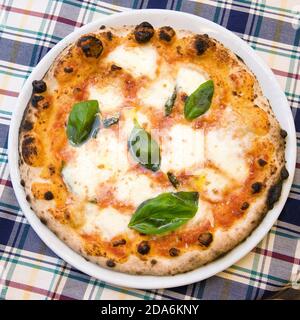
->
[8, 9, 297, 289]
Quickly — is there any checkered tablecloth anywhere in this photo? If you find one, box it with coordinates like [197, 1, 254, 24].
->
[0, 0, 299, 300]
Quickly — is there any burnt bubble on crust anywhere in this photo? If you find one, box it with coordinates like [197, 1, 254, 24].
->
[266, 182, 282, 210]
[32, 80, 47, 93]
[266, 166, 289, 210]
[137, 241, 150, 255]
[280, 166, 289, 180]
[21, 135, 37, 165]
[241, 202, 250, 210]
[198, 232, 213, 247]
[64, 66, 73, 73]
[112, 239, 126, 247]
[280, 129, 288, 138]
[22, 120, 33, 132]
[251, 182, 263, 194]
[31, 95, 44, 107]
[77, 35, 103, 58]
[105, 31, 113, 41]
[258, 159, 267, 167]
[44, 191, 54, 200]
[194, 34, 209, 55]
[159, 26, 175, 42]
[169, 247, 180, 257]
[134, 22, 154, 43]
[106, 259, 116, 268]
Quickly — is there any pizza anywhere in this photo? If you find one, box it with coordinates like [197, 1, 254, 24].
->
[18, 22, 289, 275]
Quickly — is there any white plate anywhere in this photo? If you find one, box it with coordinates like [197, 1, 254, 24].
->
[8, 9, 296, 289]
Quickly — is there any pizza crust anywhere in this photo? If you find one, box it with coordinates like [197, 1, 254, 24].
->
[19, 26, 287, 275]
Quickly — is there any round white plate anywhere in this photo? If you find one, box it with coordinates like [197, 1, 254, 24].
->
[8, 9, 296, 289]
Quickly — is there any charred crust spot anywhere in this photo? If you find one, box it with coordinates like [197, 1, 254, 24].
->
[137, 241, 150, 255]
[100, 25, 106, 30]
[169, 247, 180, 257]
[44, 191, 54, 200]
[105, 31, 113, 41]
[20, 179, 25, 187]
[251, 182, 263, 194]
[111, 64, 122, 71]
[26, 195, 31, 202]
[266, 182, 282, 210]
[21, 136, 37, 165]
[22, 120, 33, 131]
[159, 26, 175, 42]
[77, 35, 103, 58]
[258, 159, 267, 167]
[280, 129, 288, 138]
[31, 95, 44, 107]
[280, 166, 289, 180]
[112, 239, 126, 247]
[150, 259, 157, 265]
[40, 217, 47, 225]
[64, 67, 73, 73]
[198, 232, 213, 247]
[42, 102, 49, 109]
[194, 34, 209, 55]
[241, 202, 249, 210]
[106, 259, 116, 268]
[134, 22, 154, 43]
[32, 80, 47, 93]
[176, 46, 183, 55]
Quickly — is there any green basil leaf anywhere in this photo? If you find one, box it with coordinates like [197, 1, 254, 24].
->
[128, 120, 161, 172]
[67, 100, 99, 145]
[184, 80, 214, 120]
[128, 192, 199, 235]
[165, 87, 177, 116]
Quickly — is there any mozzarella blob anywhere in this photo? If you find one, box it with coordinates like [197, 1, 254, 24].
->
[83, 204, 130, 240]
[161, 124, 205, 173]
[176, 65, 207, 95]
[88, 85, 123, 113]
[106, 44, 157, 79]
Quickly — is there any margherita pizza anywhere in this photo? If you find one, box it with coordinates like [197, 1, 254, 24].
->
[19, 22, 288, 275]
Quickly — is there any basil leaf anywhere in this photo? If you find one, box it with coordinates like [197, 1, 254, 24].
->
[128, 120, 161, 172]
[184, 80, 214, 120]
[128, 192, 199, 235]
[165, 87, 177, 116]
[67, 100, 99, 145]
[167, 171, 180, 189]
[103, 115, 120, 128]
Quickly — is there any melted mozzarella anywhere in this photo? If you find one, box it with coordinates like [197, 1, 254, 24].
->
[176, 65, 207, 95]
[161, 124, 205, 173]
[206, 129, 249, 182]
[62, 129, 129, 200]
[106, 45, 157, 79]
[83, 204, 130, 240]
[138, 77, 175, 110]
[88, 85, 123, 113]
[115, 173, 165, 207]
